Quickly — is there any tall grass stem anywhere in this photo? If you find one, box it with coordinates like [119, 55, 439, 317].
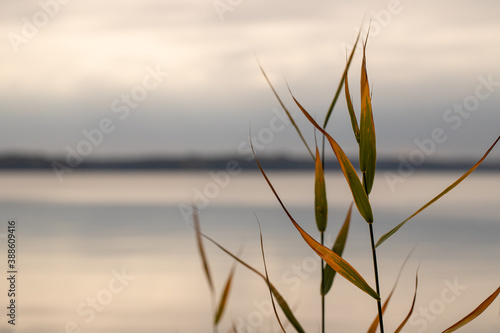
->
[321, 232, 325, 333]
[369, 222, 384, 332]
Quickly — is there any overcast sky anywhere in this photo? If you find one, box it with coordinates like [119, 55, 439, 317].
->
[1, 0, 499, 162]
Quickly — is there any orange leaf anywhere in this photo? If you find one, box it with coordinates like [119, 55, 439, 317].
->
[442, 286, 500, 333]
[377, 135, 500, 247]
[252, 142, 379, 300]
[289, 92, 374, 223]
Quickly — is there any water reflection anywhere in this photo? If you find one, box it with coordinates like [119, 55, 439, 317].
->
[0, 171, 498, 332]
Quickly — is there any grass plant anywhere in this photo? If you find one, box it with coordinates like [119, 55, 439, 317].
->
[192, 29, 500, 332]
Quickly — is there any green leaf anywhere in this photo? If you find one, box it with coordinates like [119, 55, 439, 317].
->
[214, 262, 237, 325]
[359, 39, 376, 195]
[376, 135, 500, 247]
[344, 70, 360, 144]
[321, 203, 353, 296]
[442, 286, 500, 333]
[289, 92, 374, 223]
[252, 144, 380, 300]
[269, 285, 301, 333]
[202, 232, 305, 333]
[315, 146, 328, 232]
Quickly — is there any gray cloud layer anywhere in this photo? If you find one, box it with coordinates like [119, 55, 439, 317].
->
[0, 0, 499, 161]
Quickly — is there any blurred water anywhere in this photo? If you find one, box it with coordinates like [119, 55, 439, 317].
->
[0, 170, 498, 332]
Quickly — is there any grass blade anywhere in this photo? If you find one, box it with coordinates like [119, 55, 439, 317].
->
[376, 135, 500, 247]
[257, 218, 286, 333]
[193, 205, 215, 295]
[359, 39, 376, 195]
[252, 143, 380, 300]
[321, 203, 353, 296]
[289, 91, 374, 223]
[321, 28, 362, 170]
[366, 249, 416, 333]
[315, 146, 328, 232]
[442, 286, 500, 333]
[394, 267, 420, 333]
[201, 232, 305, 333]
[257, 59, 314, 160]
[214, 261, 237, 325]
[270, 286, 302, 333]
[323, 28, 362, 129]
[344, 69, 360, 144]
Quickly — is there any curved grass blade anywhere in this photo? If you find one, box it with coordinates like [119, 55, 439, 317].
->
[252, 143, 379, 300]
[289, 92, 373, 223]
[442, 286, 500, 333]
[323, 28, 362, 129]
[321, 203, 353, 296]
[214, 261, 237, 325]
[193, 205, 214, 295]
[359, 39, 376, 195]
[201, 232, 305, 333]
[257, 218, 286, 333]
[321, 28, 362, 168]
[344, 70, 360, 144]
[315, 146, 328, 233]
[394, 266, 420, 333]
[376, 135, 500, 247]
[257, 59, 314, 160]
[366, 249, 416, 333]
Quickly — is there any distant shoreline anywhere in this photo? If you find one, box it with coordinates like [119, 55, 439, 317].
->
[0, 155, 498, 171]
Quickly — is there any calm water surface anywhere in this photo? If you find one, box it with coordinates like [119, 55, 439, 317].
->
[0, 170, 498, 332]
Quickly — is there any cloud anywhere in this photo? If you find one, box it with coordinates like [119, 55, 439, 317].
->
[0, 0, 499, 159]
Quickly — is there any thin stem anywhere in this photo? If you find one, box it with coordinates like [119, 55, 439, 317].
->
[364, 172, 384, 332]
[368, 222, 384, 332]
[321, 232, 325, 333]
